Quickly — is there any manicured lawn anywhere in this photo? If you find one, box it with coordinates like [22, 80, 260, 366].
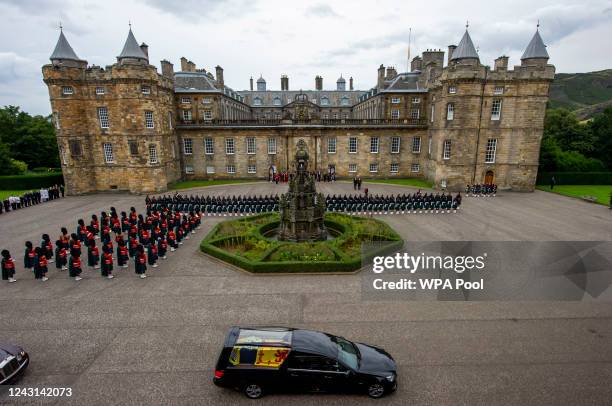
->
[0, 190, 29, 200]
[536, 185, 612, 205]
[365, 178, 434, 189]
[168, 179, 261, 190]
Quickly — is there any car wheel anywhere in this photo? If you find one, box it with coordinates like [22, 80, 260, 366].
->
[367, 383, 385, 399]
[244, 383, 264, 399]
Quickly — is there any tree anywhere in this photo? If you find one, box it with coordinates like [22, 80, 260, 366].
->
[589, 107, 612, 169]
[0, 142, 27, 175]
[543, 108, 595, 156]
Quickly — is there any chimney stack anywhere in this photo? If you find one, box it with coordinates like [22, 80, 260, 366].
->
[215, 65, 224, 87]
[447, 45, 457, 65]
[187, 61, 196, 72]
[494, 56, 509, 71]
[139, 43, 149, 59]
[411, 56, 422, 72]
[315, 75, 323, 90]
[281, 75, 289, 91]
[180, 57, 189, 72]
[160, 60, 174, 78]
[377, 64, 385, 89]
[250, 76, 253, 91]
[349, 77, 354, 91]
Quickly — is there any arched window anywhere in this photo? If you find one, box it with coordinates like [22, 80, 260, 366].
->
[340, 96, 349, 106]
[253, 97, 262, 106]
[321, 96, 330, 106]
[273, 97, 281, 106]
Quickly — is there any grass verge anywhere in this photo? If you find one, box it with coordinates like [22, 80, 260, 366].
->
[536, 185, 612, 205]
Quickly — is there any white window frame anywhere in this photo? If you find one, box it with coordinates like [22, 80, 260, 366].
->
[226, 164, 236, 174]
[412, 97, 420, 104]
[141, 85, 151, 95]
[412, 136, 421, 153]
[485, 139, 497, 163]
[430, 104, 435, 123]
[95, 87, 105, 95]
[182, 110, 192, 121]
[145, 111, 154, 129]
[348, 137, 358, 153]
[225, 138, 235, 155]
[247, 164, 257, 174]
[321, 97, 330, 106]
[443, 140, 452, 160]
[183, 138, 193, 155]
[204, 138, 214, 155]
[246, 137, 256, 155]
[148, 144, 158, 164]
[391, 110, 400, 119]
[411, 163, 420, 173]
[448, 86, 457, 94]
[328, 137, 337, 154]
[267, 138, 277, 155]
[203, 110, 212, 120]
[98, 107, 109, 129]
[202, 97, 212, 104]
[491, 99, 502, 121]
[62, 86, 73, 95]
[370, 137, 379, 153]
[341, 97, 350, 106]
[390, 163, 399, 173]
[181, 97, 191, 104]
[494, 86, 504, 95]
[206, 166, 215, 174]
[446, 103, 454, 121]
[391, 97, 401, 104]
[410, 109, 420, 119]
[348, 163, 357, 173]
[103, 143, 114, 163]
[185, 165, 194, 174]
[273, 97, 281, 106]
[391, 136, 400, 154]
[369, 163, 378, 173]
[253, 97, 262, 106]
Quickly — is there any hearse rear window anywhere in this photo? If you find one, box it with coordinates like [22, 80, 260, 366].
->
[236, 329, 292, 346]
[229, 346, 290, 368]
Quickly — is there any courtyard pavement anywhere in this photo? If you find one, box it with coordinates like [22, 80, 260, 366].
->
[0, 181, 611, 405]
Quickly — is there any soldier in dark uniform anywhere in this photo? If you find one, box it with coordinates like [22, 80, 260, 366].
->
[147, 242, 159, 268]
[41, 234, 54, 263]
[135, 245, 147, 279]
[69, 254, 83, 280]
[55, 240, 68, 271]
[1, 250, 17, 283]
[34, 247, 48, 281]
[101, 246, 114, 279]
[87, 240, 100, 270]
[117, 239, 129, 268]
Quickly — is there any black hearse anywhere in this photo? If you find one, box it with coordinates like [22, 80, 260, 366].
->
[0, 343, 29, 385]
[213, 327, 397, 399]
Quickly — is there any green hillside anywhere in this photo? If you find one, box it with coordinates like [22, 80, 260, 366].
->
[549, 69, 612, 119]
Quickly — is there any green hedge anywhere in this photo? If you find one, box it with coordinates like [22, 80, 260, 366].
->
[0, 173, 64, 190]
[537, 172, 612, 185]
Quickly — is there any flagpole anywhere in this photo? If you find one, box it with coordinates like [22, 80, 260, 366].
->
[407, 28, 412, 72]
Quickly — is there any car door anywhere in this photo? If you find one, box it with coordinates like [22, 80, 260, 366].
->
[285, 353, 350, 393]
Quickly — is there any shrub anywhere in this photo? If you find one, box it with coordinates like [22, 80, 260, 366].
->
[0, 172, 64, 189]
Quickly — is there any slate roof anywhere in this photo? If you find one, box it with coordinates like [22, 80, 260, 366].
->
[237, 90, 362, 108]
[50, 29, 82, 61]
[450, 30, 479, 61]
[174, 72, 219, 92]
[118, 28, 148, 60]
[521, 30, 549, 60]
[382, 72, 423, 92]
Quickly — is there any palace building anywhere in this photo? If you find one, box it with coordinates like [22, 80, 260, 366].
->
[43, 25, 554, 195]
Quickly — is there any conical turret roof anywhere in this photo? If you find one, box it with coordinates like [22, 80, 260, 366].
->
[450, 30, 479, 61]
[50, 29, 82, 61]
[521, 29, 549, 60]
[117, 28, 148, 60]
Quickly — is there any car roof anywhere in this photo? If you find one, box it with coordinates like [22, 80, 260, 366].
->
[226, 327, 338, 359]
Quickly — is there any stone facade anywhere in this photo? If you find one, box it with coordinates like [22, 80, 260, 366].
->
[43, 27, 554, 195]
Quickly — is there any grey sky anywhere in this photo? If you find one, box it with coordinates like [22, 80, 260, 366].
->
[0, 0, 611, 115]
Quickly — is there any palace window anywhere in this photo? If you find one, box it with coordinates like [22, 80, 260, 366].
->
[321, 97, 330, 106]
[410, 109, 420, 119]
[183, 138, 193, 155]
[69, 140, 82, 157]
[268, 138, 277, 155]
[141, 85, 151, 95]
[95, 87, 105, 95]
[391, 97, 401, 104]
[485, 139, 497, 163]
[341, 96, 350, 106]
[246, 137, 256, 154]
[446, 103, 454, 121]
[391, 136, 400, 154]
[226, 165, 236, 174]
[205, 138, 214, 155]
[349, 163, 357, 173]
[491, 99, 502, 121]
[370, 137, 379, 153]
[390, 163, 399, 173]
[273, 97, 281, 106]
[328, 137, 336, 154]
[412, 136, 421, 153]
[349, 137, 357, 153]
[248, 164, 257, 174]
[225, 138, 235, 155]
[369, 163, 378, 173]
[443, 140, 452, 160]
[149, 144, 158, 164]
[448, 86, 457, 94]
[97, 107, 109, 129]
[411, 163, 420, 173]
[391, 110, 400, 119]
[494, 86, 504, 95]
[322, 113, 329, 119]
[182, 110, 192, 121]
[203, 110, 212, 120]
[253, 97, 262, 106]
[202, 97, 212, 104]
[332, 113, 339, 119]
[103, 143, 114, 163]
[185, 165, 194, 174]
[412, 97, 421, 104]
[128, 140, 139, 156]
[181, 97, 191, 104]
[145, 111, 154, 129]
[206, 166, 215, 174]
[62, 86, 73, 95]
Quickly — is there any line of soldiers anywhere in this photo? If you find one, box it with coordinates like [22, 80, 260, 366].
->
[147, 194, 281, 215]
[0, 185, 65, 215]
[465, 184, 497, 197]
[326, 192, 462, 213]
[2, 205, 202, 284]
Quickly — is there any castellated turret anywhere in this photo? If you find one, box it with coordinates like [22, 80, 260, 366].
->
[42, 27, 181, 195]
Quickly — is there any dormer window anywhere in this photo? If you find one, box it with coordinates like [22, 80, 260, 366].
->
[253, 97, 262, 106]
[273, 97, 281, 106]
[341, 96, 350, 106]
[141, 85, 151, 95]
[321, 97, 330, 106]
[62, 86, 74, 95]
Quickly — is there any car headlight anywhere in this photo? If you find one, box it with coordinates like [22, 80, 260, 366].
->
[385, 374, 395, 382]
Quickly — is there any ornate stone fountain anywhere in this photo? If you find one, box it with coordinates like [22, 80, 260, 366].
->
[278, 140, 327, 242]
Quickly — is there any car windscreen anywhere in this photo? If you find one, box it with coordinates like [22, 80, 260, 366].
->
[334, 336, 359, 370]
